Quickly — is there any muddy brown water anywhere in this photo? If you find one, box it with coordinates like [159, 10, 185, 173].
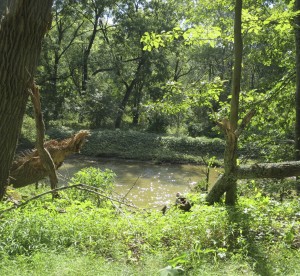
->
[58, 156, 220, 208]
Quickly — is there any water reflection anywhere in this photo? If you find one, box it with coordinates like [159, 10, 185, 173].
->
[58, 156, 220, 208]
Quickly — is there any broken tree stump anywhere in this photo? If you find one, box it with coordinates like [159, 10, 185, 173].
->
[9, 130, 90, 188]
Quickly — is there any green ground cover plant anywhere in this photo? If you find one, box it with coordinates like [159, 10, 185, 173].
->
[19, 126, 225, 164]
[1, 169, 300, 275]
[79, 129, 225, 163]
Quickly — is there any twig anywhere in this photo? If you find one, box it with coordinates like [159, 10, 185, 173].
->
[0, 184, 139, 215]
[109, 200, 133, 226]
[76, 186, 138, 208]
[122, 175, 142, 200]
[235, 109, 256, 137]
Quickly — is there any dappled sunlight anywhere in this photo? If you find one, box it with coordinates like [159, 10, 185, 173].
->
[58, 157, 220, 208]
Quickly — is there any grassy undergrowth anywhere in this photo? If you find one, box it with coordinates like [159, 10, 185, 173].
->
[20, 126, 225, 164]
[1, 185, 300, 275]
[80, 129, 224, 163]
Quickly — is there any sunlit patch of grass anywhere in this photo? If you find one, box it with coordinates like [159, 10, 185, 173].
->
[0, 250, 165, 276]
[1, 184, 300, 275]
[2, 247, 300, 276]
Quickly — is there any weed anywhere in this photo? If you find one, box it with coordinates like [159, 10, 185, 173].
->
[1, 184, 300, 275]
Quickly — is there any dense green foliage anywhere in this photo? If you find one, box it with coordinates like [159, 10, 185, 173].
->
[25, 0, 297, 164]
[7, 0, 300, 274]
[68, 167, 116, 205]
[81, 129, 224, 163]
[19, 125, 224, 163]
[1, 181, 300, 275]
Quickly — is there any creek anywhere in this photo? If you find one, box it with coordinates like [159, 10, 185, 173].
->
[58, 156, 220, 208]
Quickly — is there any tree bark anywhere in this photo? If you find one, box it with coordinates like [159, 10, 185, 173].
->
[206, 0, 243, 205]
[132, 83, 144, 126]
[0, 0, 53, 199]
[81, 6, 101, 94]
[114, 57, 145, 129]
[294, 0, 300, 192]
[115, 80, 137, 129]
[206, 111, 255, 205]
[30, 84, 58, 191]
[237, 161, 300, 179]
[206, 161, 300, 205]
[46, 7, 83, 121]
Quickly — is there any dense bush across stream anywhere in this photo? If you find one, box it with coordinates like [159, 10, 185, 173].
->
[46, 128, 225, 163]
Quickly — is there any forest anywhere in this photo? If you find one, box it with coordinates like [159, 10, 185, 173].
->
[1, 0, 300, 275]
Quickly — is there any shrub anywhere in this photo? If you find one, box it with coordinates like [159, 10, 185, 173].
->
[1, 191, 300, 275]
[67, 167, 116, 204]
[46, 126, 75, 140]
[81, 129, 225, 163]
[146, 113, 170, 133]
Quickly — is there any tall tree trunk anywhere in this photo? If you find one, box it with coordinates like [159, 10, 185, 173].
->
[0, 0, 53, 200]
[115, 80, 136, 129]
[225, 0, 243, 204]
[132, 84, 144, 126]
[48, 11, 83, 121]
[51, 11, 64, 120]
[294, 0, 300, 193]
[206, 0, 243, 205]
[52, 53, 61, 119]
[114, 57, 145, 129]
[81, 9, 100, 94]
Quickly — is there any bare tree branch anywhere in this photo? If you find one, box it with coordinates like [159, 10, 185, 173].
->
[0, 184, 139, 215]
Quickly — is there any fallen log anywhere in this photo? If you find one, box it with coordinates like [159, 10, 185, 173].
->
[206, 160, 300, 205]
[9, 130, 90, 188]
[237, 161, 300, 179]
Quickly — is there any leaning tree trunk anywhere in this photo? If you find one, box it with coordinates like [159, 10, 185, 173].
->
[30, 84, 58, 191]
[115, 80, 137, 129]
[0, 0, 53, 200]
[115, 57, 145, 129]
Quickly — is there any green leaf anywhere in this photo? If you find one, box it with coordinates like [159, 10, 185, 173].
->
[158, 266, 184, 276]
